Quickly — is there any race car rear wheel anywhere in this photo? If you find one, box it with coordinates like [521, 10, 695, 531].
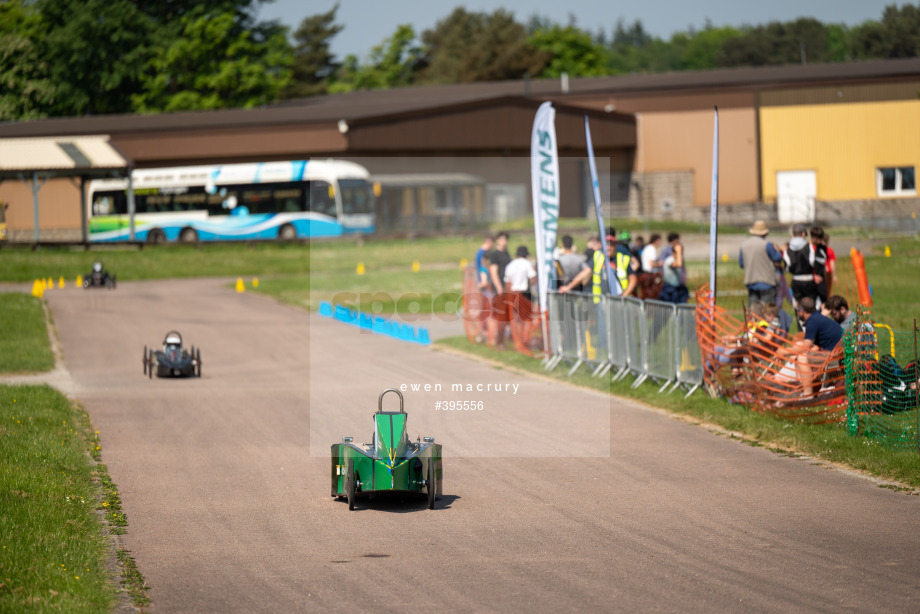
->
[148, 349, 154, 379]
[346, 459, 356, 511]
[143, 346, 147, 375]
[196, 348, 201, 377]
[427, 460, 436, 510]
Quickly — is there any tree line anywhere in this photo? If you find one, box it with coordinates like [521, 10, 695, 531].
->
[2, 0, 919, 121]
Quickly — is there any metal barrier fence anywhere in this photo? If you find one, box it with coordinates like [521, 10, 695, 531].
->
[545, 291, 703, 397]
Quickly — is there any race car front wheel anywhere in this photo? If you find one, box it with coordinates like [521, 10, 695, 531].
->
[148, 350, 154, 379]
[196, 348, 202, 377]
[143, 346, 147, 375]
[346, 459, 356, 511]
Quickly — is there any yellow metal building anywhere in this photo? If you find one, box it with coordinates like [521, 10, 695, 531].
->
[759, 81, 920, 221]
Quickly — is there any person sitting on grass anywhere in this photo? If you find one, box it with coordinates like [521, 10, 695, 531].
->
[792, 296, 842, 396]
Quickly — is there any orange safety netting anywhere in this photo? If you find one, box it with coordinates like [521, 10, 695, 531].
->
[461, 266, 545, 357]
[695, 285, 846, 423]
[462, 265, 489, 344]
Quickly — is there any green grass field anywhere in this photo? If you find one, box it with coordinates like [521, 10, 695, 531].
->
[0, 294, 54, 373]
[1, 229, 917, 324]
[0, 385, 125, 612]
[0, 226, 917, 612]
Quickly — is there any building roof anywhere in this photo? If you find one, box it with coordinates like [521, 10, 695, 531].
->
[0, 58, 917, 140]
[0, 135, 131, 180]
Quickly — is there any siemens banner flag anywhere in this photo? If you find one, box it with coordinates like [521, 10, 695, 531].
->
[530, 101, 559, 313]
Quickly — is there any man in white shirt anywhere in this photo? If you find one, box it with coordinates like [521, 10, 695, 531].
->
[504, 245, 537, 292]
[641, 233, 662, 273]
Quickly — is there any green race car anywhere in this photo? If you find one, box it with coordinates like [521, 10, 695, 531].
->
[331, 388, 442, 510]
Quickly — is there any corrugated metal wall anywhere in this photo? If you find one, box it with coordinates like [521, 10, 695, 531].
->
[640, 107, 759, 206]
[760, 97, 920, 201]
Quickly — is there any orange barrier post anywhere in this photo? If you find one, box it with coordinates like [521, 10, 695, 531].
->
[851, 248, 872, 307]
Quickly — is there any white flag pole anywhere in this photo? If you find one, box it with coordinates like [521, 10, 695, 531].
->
[709, 106, 719, 297]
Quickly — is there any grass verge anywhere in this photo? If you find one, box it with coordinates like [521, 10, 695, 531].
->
[436, 336, 920, 489]
[0, 294, 54, 374]
[0, 385, 149, 611]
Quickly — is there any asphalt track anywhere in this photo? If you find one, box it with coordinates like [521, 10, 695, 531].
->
[39, 279, 920, 613]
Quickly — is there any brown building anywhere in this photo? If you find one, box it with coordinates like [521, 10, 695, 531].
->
[1, 58, 919, 241]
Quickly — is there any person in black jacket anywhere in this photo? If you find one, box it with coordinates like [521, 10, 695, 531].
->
[783, 223, 818, 307]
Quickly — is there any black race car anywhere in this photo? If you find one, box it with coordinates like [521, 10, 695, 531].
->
[83, 262, 116, 289]
[143, 331, 202, 378]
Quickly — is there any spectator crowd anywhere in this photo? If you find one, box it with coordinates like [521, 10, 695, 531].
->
[472, 221, 856, 358]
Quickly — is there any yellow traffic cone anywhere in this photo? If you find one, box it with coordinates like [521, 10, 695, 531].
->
[76, 274, 83, 287]
[47, 277, 54, 289]
[32, 279, 43, 298]
[460, 258, 468, 269]
[356, 262, 365, 275]
[252, 277, 259, 288]
[59, 276, 65, 288]
[235, 278, 245, 293]
[721, 253, 728, 263]
[412, 260, 420, 273]
[585, 330, 596, 360]
[884, 245, 891, 257]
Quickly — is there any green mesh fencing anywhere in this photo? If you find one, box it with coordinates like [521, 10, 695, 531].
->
[844, 306, 920, 451]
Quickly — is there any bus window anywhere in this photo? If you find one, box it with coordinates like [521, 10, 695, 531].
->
[241, 189, 273, 214]
[93, 196, 113, 216]
[274, 188, 304, 213]
[339, 179, 374, 214]
[309, 180, 336, 217]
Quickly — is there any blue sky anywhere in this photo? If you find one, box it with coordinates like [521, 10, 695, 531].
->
[258, 0, 898, 60]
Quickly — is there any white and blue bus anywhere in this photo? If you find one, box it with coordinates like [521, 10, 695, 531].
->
[87, 159, 376, 242]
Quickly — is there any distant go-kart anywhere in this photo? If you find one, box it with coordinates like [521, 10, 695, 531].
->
[331, 388, 442, 510]
[83, 261, 116, 289]
[143, 331, 201, 378]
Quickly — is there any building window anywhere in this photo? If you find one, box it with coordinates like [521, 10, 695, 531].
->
[877, 166, 916, 196]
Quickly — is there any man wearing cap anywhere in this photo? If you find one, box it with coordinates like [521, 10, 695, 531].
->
[739, 220, 783, 306]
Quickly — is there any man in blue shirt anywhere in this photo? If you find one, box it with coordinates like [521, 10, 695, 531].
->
[794, 296, 842, 396]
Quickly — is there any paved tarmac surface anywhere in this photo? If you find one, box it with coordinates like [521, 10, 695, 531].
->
[31, 280, 920, 612]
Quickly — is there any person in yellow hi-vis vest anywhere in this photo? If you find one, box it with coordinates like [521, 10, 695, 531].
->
[558, 235, 618, 363]
[559, 234, 617, 300]
[613, 230, 639, 297]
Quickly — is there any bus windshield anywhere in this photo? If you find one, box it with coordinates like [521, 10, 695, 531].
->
[339, 179, 374, 215]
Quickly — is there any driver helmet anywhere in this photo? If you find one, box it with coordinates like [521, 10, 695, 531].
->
[93, 262, 102, 272]
[164, 334, 181, 348]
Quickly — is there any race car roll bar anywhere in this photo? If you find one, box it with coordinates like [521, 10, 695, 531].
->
[377, 388, 405, 413]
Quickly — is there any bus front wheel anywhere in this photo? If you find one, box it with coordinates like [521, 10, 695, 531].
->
[146, 229, 166, 244]
[179, 228, 198, 243]
[278, 224, 297, 241]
